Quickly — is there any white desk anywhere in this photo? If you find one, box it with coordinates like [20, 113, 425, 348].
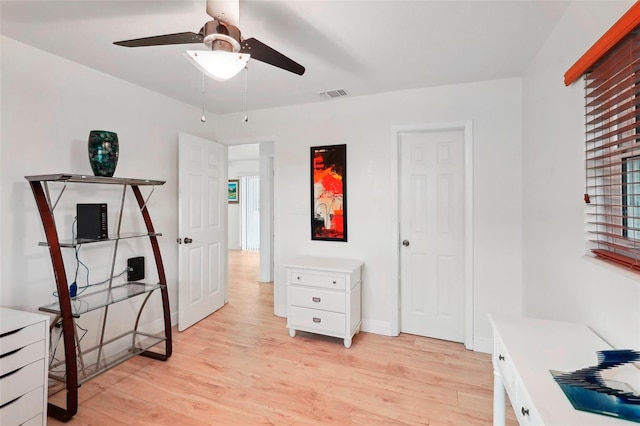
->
[489, 314, 640, 425]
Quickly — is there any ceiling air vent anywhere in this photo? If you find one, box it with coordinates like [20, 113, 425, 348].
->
[319, 89, 348, 99]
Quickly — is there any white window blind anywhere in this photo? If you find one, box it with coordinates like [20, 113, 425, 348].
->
[240, 175, 260, 251]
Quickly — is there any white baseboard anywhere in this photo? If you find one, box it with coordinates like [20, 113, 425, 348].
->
[473, 335, 492, 354]
[168, 305, 492, 355]
[361, 319, 396, 336]
[275, 304, 287, 318]
[139, 314, 174, 334]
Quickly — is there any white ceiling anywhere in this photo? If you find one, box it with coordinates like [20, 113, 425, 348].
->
[0, 0, 570, 115]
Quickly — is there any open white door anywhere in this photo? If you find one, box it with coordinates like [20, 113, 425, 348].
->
[178, 132, 227, 331]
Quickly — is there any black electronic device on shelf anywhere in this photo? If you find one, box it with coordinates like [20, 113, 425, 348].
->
[76, 203, 108, 241]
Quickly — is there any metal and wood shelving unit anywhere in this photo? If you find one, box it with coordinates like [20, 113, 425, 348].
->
[25, 173, 172, 422]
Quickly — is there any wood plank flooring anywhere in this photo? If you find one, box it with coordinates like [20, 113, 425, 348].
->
[48, 250, 517, 425]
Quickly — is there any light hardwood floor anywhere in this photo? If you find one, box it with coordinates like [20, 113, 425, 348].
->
[48, 250, 517, 425]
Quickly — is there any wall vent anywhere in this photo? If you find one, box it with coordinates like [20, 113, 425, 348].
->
[319, 89, 348, 99]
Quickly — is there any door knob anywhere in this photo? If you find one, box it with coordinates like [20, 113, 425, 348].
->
[402, 240, 410, 247]
[184, 237, 193, 244]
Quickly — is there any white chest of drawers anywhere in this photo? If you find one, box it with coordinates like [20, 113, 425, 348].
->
[0, 308, 49, 426]
[489, 314, 640, 426]
[285, 256, 363, 348]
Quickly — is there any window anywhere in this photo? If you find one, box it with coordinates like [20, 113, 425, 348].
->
[584, 30, 640, 269]
[622, 155, 640, 240]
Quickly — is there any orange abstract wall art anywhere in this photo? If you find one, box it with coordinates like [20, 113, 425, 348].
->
[310, 144, 347, 241]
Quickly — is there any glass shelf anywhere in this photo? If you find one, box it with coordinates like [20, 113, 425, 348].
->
[38, 232, 162, 247]
[48, 330, 166, 385]
[25, 173, 165, 186]
[39, 282, 165, 316]
[28, 173, 172, 421]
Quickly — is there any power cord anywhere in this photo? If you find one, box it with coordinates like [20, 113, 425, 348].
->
[74, 268, 128, 297]
[51, 216, 128, 298]
[72, 216, 90, 291]
[49, 320, 88, 372]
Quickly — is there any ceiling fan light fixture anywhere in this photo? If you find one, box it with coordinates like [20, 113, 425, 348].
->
[185, 50, 250, 81]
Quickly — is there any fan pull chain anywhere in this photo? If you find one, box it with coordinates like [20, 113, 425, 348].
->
[243, 66, 249, 123]
[200, 72, 207, 123]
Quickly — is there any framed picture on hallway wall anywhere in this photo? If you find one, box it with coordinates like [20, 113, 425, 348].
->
[310, 144, 347, 242]
[228, 179, 239, 204]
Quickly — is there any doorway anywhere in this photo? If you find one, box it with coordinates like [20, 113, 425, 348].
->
[227, 142, 274, 284]
[390, 122, 474, 349]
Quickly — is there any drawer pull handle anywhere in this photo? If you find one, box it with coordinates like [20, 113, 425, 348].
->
[313, 317, 322, 323]
[332, 280, 337, 284]
[0, 327, 21, 339]
[297, 276, 301, 280]
[0, 395, 21, 409]
[0, 365, 24, 380]
[498, 354, 505, 361]
[521, 407, 529, 416]
[0, 347, 21, 360]
[312, 297, 321, 302]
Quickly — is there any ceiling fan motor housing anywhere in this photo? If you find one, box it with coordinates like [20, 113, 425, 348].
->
[203, 20, 242, 52]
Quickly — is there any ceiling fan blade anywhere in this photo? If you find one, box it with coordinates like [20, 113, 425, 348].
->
[114, 32, 203, 48]
[241, 38, 305, 76]
[206, 0, 240, 27]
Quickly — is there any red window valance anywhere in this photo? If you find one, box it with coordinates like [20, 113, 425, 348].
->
[565, 1, 640, 86]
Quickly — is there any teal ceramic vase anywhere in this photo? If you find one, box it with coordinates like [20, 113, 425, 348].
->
[88, 130, 119, 177]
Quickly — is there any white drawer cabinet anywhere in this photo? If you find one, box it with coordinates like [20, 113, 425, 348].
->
[489, 314, 640, 426]
[0, 308, 49, 426]
[285, 257, 363, 348]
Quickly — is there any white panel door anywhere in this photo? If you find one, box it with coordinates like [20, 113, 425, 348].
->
[178, 132, 227, 331]
[399, 129, 465, 342]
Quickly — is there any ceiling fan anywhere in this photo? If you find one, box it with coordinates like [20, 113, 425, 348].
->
[113, 0, 305, 78]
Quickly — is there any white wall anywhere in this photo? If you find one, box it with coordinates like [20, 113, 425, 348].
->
[522, 0, 640, 349]
[259, 142, 274, 282]
[1, 33, 532, 350]
[217, 78, 524, 346]
[0, 36, 217, 349]
[227, 158, 259, 250]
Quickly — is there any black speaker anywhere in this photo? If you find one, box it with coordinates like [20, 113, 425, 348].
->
[76, 203, 108, 241]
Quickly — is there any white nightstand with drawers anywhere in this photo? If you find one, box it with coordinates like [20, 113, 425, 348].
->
[0, 308, 49, 426]
[285, 256, 363, 348]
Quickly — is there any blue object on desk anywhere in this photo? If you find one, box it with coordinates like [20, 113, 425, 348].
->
[551, 349, 640, 423]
